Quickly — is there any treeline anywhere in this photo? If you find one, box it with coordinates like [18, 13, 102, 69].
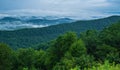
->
[0, 21, 120, 70]
[0, 16, 120, 49]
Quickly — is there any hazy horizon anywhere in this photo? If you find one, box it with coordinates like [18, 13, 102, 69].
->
[0, 0, 120, 19]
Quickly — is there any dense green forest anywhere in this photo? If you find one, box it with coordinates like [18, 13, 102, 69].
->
[0, 16, 120, 49]
[0, 21, 120, 70]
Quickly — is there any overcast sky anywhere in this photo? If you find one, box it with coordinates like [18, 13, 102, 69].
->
[0, 0, 120, 19]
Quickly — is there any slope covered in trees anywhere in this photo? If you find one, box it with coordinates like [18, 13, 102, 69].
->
[0, 16, 120, 49]
[0, 21, 120, 70]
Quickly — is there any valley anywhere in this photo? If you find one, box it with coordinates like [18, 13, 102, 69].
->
[0, 16, 120, 49]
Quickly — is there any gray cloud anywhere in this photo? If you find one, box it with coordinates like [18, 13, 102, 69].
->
[0, 0, 120, 19]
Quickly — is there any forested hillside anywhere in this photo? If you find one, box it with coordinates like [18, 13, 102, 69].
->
[0, 16, 120, 49]
[0, 21, 120, 70]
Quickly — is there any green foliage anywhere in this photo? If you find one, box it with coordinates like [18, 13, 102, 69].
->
[106, 52, 120, 64]
[53, 32, 77, 56]
[69, 39, 86, 57]
[100, 21, 120, 50]
[71, 60, 120, 70]
[95, 44, 117, 61]
[13, 48, 45, 70]
[80, 30, 100, 55]
[87, 60, 120, 70]
[17, 48, 36, 69]
[44, 32, 77, 70]
[0, 20, 120, 70]
[0, 43, 13, 70]
[52, 39, 94, 70]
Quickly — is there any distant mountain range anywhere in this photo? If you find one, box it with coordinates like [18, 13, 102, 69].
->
[0, 16, 74, 30]
[0, 15, 120, 49]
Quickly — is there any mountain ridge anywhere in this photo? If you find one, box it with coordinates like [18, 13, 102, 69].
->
[0, 16, 74, 30]
[0, 15, 120, 49]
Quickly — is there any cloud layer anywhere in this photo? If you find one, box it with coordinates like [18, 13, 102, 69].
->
[0, 0, 120, 19]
